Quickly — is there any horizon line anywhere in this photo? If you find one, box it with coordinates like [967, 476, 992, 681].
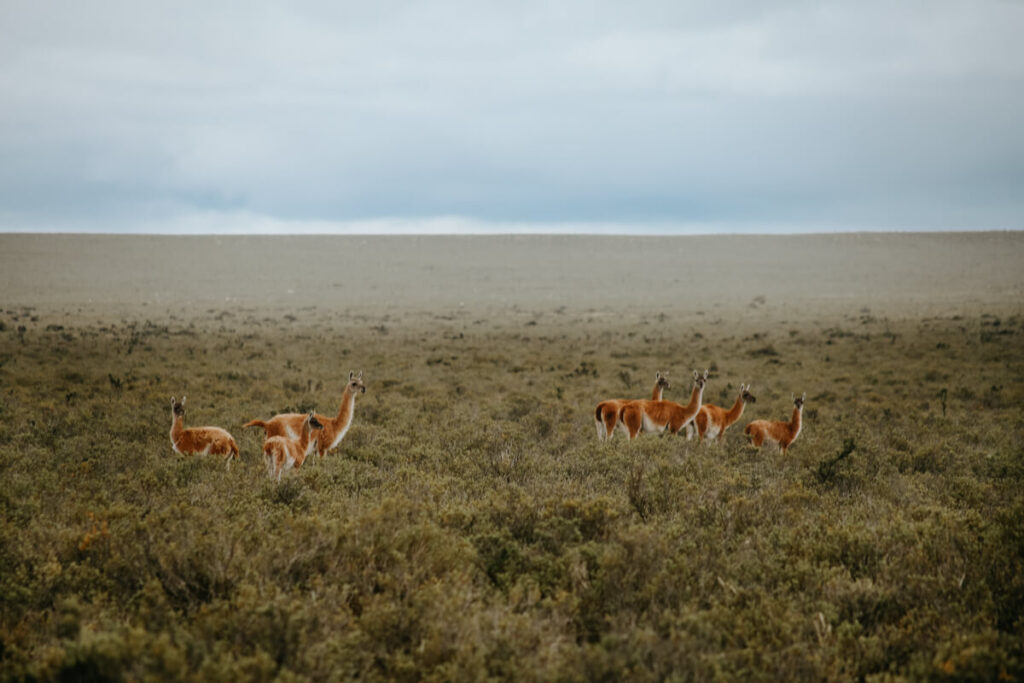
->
[1, 212, 1021, 236]
[1, 228, 1020, 238]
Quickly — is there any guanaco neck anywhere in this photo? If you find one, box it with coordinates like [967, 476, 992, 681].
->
[651, 383, 665, 401]
[789, 406, 803, 437]
[297, 423, 315, 451]
[170, 414, 184, 443]
[723, 394, 747, 426]
[684, 383, 704, 414]
[334, 385, 358, 425]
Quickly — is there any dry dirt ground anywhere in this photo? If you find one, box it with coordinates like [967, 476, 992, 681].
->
[2, 232, 1021, 323]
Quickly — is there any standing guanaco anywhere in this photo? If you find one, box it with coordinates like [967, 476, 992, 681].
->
[264, 411, 323, 481]
[245, 371, 366, 460]
[744, 393, 805, 455]
[594, 372, 670, 440]
[618, 370, 708, 440]
[687, 383, 757, 442]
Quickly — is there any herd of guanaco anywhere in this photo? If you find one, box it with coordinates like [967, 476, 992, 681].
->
[169, 367, 806, 482]
[595, 371, 806, 454]
[168, 371, 366, 481]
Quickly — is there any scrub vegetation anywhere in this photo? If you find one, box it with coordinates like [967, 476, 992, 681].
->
[1, 302, 1022, 681]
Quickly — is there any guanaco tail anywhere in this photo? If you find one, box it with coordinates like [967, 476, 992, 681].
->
[618, 370, 708, 440]
[686, 383, 757, 442]
[744, 392, 805, 455]
[594, 372, 670, 440]
[264, 411, 323, 481]
[169, 396, 239, 464]
[244, 371, 366, 460]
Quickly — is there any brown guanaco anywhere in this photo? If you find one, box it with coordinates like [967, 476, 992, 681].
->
[687, 383, 757, 442]
[594, 372, 670, 440]
[264, 411, 323, 481]
[245, 371, 366, 460]
[169, 396, 239, 465]
[618, 370, 708, 440]
[744, 393, 805, 455]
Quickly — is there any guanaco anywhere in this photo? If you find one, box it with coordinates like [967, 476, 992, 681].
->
[687, 383, 757, 442]
[618, 370, 708, 440]
[244, 371, 366, 460]
[744, 393, 805, 455]
[264, 411, 323, 481]
[594, 372, 670, 440]
[168, 396, 239, 464]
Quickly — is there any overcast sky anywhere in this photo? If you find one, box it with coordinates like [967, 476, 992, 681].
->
[2, 1, 1023, 233]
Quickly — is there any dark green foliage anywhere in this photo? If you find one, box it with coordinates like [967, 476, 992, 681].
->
[817, 438, 856, 484]
[0, 308, 1022, 680]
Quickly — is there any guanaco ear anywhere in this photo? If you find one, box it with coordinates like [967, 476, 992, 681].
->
[357, 370, 363, 379]
[349, 371, 354, 381]
[181, 395, 186, 406]
[170, 396, 176, 406]
[703, 369, 709, 379]
[655, 371, 661, 380]
[693, 370, 699, 380]
[802, 392, 806, 401]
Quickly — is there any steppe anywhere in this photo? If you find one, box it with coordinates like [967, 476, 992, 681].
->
[1, 232, 1022, 680]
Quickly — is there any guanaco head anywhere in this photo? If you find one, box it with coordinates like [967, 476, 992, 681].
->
[305, 411, 324, 431]
[740, 383, 757, 404]
[792, 392, 806, 409]
[692, 369, 709, 390]
[655, 371, 671, 391]
[171, 395, 186, 418]
[348, 370, 366, 394]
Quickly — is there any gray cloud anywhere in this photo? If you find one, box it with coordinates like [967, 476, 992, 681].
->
[1, 0, 1022, 232]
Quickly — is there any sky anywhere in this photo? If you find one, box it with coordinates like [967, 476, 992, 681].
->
[1, 1, 1023, 234]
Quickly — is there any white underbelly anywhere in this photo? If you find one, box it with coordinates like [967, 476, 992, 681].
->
[642, 414, 665, 433]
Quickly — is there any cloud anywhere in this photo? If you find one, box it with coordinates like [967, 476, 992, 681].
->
[1, 1, 1023, 232]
